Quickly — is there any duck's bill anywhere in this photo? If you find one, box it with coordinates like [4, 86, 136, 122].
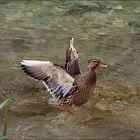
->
[99, 63, 108, 68]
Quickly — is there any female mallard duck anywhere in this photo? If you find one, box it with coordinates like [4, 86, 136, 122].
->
[21, 38, 108, 113]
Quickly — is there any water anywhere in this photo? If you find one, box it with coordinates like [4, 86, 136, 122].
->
[0, 0, 140, 139]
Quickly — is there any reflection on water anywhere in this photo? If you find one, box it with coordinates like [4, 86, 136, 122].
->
[0, 0, 140, 139]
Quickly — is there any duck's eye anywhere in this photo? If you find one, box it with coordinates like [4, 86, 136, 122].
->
[96, 63, 98, 66]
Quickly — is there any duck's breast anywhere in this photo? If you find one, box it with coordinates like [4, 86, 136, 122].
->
[71, 72, 96, 106]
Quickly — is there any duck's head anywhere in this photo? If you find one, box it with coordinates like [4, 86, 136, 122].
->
[88, 59, 108, 71]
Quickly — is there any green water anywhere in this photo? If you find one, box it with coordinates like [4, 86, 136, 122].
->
[0, 0, 140, 139]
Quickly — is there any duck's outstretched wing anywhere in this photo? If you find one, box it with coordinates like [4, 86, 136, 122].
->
[21, 60, 74, 100]
[65, 38, 81, 77]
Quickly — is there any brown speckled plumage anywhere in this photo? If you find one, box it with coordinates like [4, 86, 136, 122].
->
[60, 70, 96, 106]
[21, 38, 108, 110]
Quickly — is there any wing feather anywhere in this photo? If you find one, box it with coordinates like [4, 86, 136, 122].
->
[65, 38, 81, 77]
[21, 60, 74, 100]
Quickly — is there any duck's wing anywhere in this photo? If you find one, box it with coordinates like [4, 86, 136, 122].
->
[65, 38, 81, 77]
[21, 60, 74, 100]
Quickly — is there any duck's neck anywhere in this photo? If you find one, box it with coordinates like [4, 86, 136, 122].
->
[84, 69, 96, 85]
[72, 59, 80, 75]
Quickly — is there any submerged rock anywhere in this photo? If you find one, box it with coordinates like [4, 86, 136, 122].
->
[65, 2, 112, 16]
[128, 20, 140, 28]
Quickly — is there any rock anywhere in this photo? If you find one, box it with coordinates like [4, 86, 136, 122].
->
[113, 5, 123, 10]
[128, 20, 140, 28]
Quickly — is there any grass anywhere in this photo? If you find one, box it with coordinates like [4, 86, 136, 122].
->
[0, 98, 10, 140]
[0, 98, 38, 139]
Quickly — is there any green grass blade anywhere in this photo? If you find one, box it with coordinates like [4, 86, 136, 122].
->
[3, 104, 9, 140]
[22, 123, 38, 131]
[0, 99, 10, 110]
[0, 98, 10, 140]
[0, 135, 7, 140]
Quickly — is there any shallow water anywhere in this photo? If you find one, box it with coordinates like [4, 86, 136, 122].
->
[0, 0, 140, 139]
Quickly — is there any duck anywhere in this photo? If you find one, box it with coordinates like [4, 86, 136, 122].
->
[21, 38, 108, 113]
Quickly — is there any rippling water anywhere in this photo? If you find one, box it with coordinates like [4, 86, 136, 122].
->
[0, 0, 140, 139]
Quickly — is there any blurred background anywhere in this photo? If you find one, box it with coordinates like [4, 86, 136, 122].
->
[0, 0, 140, 139]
